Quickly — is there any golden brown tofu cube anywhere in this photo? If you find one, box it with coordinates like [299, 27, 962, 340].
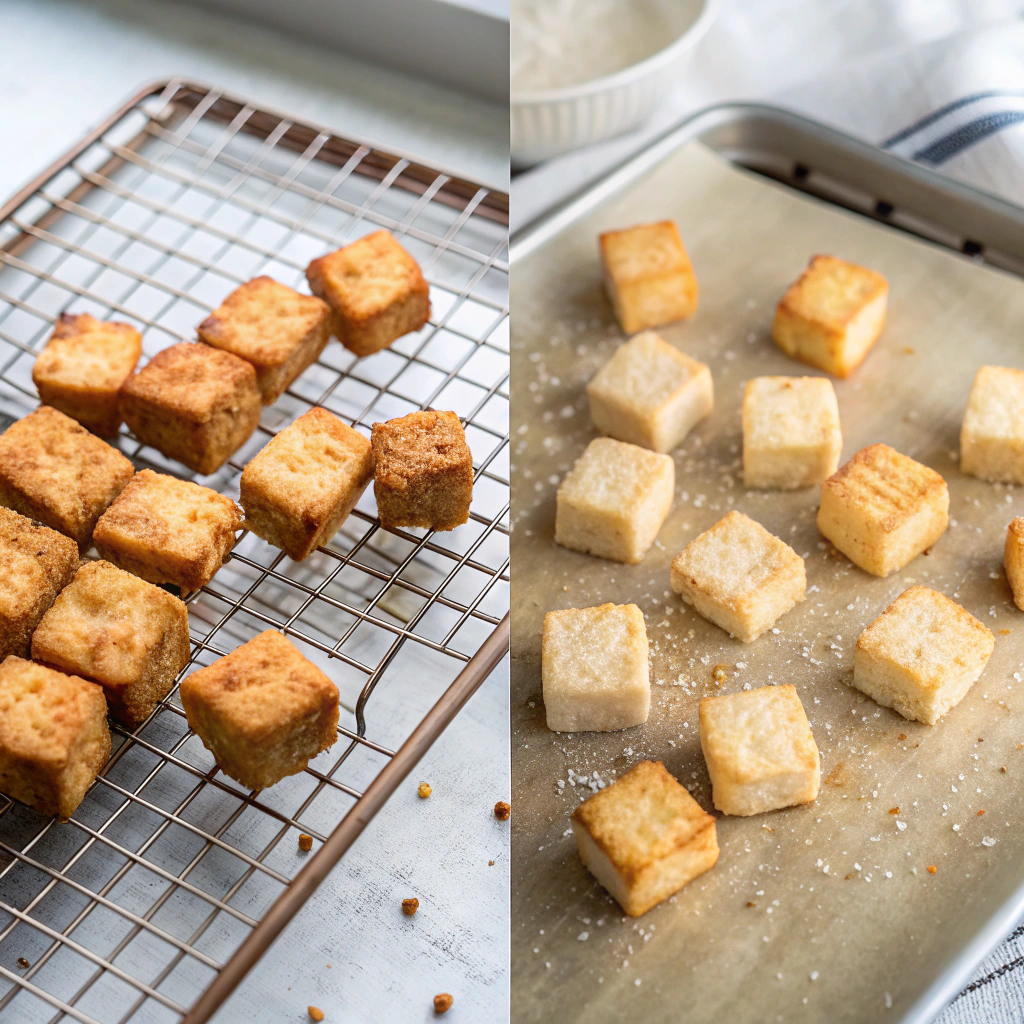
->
[599, 221, 698, 335]
[32, 313, 142, 436]
[197, 277, 332, 405]
[241, 408, 373, 561]
[371, 410, 473, 532]
[179, 630, 339, 790]
[1006, 518, 1024, 611]
[0, 507, 79, 661]
[32, 560, 190, 727]
[93, 469, 241, 595]
[0, 656, 110, 820]
[0, 405, 135, 549]
[306, 230, 430, 357]
[119, 343, 262, 475]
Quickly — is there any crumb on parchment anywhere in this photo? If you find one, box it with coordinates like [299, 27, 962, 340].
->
[402, 898, 419, 916]
[418, 782, 432, 799]
[298, 834, 313, 852]
[434, 993, 454, 1014]
[494, 801, 511, 821]
[308, 1007, 325, 1022]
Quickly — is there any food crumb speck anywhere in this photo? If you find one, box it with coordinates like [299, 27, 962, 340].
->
[495, 801, 511, 821]
[418, 782, 432, 799]
[434, 993, 454, 1014]
[298, 834, 313, 852]
[308, 1007, 325, 1022]
[402, 898, 419, 916]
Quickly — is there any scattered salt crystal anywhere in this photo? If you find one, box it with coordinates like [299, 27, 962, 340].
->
[982, 836, 998, 847]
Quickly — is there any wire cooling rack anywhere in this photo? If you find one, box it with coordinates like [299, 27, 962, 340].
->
[0, 79, 510, 1024]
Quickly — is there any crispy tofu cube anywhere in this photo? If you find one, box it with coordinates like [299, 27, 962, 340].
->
[772, 255, 888, 377]
[742, 376, 842, 489]
[32, 560, 190, 727]
[241, 408, 373, 560]
[542, 603, 649, 732]
[0, 507, 79, 661]
[0, 405, 134, 549]
[306, 230, 430, 357]
[817, 443, 948, 577]
[197, 277, 332, 405]
[699, 684, 820, 816]
[599, 222, 698, 334]
[93, 469, 241, 595]
[854, 586, 994, 725]
[119, 342, 262, 475]
[370, 410, 473, 532]
[555, 438, 673, 564]
[571, 760, 718, 916]
[960, 366, 1024, 484]
[1005, 518, 1024, 611]
[670, 511, 805, 643]
[586, 331, 713, 453]
[32, 313, 141, 436]
[179, 630, 339, 790]
[0, 656, 110, 820]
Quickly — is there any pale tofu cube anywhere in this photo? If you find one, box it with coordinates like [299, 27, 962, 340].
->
[1005, 517, 1024, 611]
[555, 438, 673, 564]
[670, 510, 805, 643]
[853, 586, 994, 725]
[742, 376, 841, 489]
[571, 760, 718, 917]
[699, 684, 820, 816]
[542, 603, 649, 732]
[960, 366, 1024, 484]
[817, 443, 948, 577]
[586, 331, 713, 453]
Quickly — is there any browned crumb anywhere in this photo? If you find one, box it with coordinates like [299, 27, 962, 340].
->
[1000, 629, 1011, 635]
[488, 860, 495, 866]
[418, 782, 432, 799]
[494, 801, 511, 821]
[903, 346, 915, 354]
[927, 865, 937, 874]
[978, 738, 984, 743]
[898, 734, 907, 741]
[712, 664, 729, 685]
[308, 1008, 325, 1022]
[762, 825, 775, 833]
[434, 993, 454, 1014]
[1018, 744, 1023, 750]
[845, 874, 853, 880]
[888, 807, 900, 815]
[746, 901, 756, 907]
[298, 834, 313, 852]
[977, 809, 986, 816]
[1003, 766, 1009, 773]
[402, 898, 420, 916]
[16, 958, 29, 969]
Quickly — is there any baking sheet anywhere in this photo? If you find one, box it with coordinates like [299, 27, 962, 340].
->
[510, 139, 1024, 1023]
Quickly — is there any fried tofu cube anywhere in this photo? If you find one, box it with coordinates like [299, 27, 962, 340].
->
[699, 684, 820, 816]
[0, 656, 110, 820]
[32, 313, 142, 436]
[241, 408, 373, 560]
[854, 586, 994, 725]
[960, 366, 1024, 484]
[555, 438, 673, 564]
[306, 230, 430, 357]
[1005, 518, 1024, 611]
[197, 277, 332, 405]
[93, 469, 241, 595]
[817, 443, 948, 577]
[0, 405, 134, 549]
[179, 630, 339, 790]
[571, 760, 718, 916]
[542, 603, 649, 732]
[772, 255, 888, 377]
[599, 222, 698, 334]
[0, 507, 79, 661]
[670, 511, 805, 643]
[371, 410, 473, 532]
[742, 376, 842, 489]
[119, 343, 262, 475]
[32, 560, 190, 727]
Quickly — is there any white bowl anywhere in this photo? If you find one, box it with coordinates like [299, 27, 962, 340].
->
[511, 0, 717, 167]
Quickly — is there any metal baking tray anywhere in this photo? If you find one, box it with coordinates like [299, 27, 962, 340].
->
[509, 103, 1024, 1024]
[0, 79, 509, 1023]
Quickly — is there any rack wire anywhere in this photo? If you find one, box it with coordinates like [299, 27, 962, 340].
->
[0, 80, 509, 1024]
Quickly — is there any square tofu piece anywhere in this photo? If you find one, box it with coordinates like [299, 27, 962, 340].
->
[119, 343, 262, 475]
[599, 222, 698, 334]
[670, 511, 805, 643]
[587, 331, 713, 453]
[179, 630, 339, 790]
[854, 586, 994, 725]
[699, 684, 820, 816]
[0, 405, 134, 549]
[742, 376, 842, 489]
[542, 603, 650, 732]
[197, 277, 332, 405]
[571, 760, 718, 917]
[93, 469, 241, 595]
[0, 657, 110, 820]
[772, 255, 888, 377]
[371, 410, 473, 532]
[306, 230, 430, 357]
[241, 408, 373, 560]
[817, 443, 948, 577]
[1005, 518, 1024, 611]
[960, 366, 1024, 484]
[0, 507, 79, 661]
[555, 438, 673, 564]
[32, 560, 190, 728]
[32, 313, 142, 436]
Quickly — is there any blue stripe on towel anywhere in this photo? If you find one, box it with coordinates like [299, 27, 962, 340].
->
[912, 110, 1024, 164]
[882, 91, 1024, 148]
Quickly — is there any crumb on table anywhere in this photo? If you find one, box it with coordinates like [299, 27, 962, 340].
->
[434, 993, 454, 1014]
[927, 865, 937, 874]
[494, 801, 511, 821]
[402, 898, 419, 916]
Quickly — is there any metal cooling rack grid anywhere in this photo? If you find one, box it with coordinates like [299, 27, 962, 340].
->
[0, 80, 509, 1024]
